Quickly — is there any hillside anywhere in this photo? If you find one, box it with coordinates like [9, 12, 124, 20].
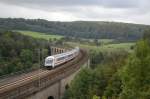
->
[0, 18, 150, 41]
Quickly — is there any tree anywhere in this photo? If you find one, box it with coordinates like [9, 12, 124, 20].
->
[63, 68, 99, 99]
[120, 40, 150, 99]
[20, 49, 33, 68]
[90, 50, 104, 68]
[143, 29, 150, 40]
[104, 73, 122, 98]
[92, 95, 99, 99]
[63, 65, 115, 99]
[0, 31, 49, 76]
[94, 39, 99, 46]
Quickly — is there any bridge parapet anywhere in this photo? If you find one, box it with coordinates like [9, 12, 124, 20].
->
[50, 46, 67, 55]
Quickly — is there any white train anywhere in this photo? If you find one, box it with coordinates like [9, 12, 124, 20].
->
[44, 47, 79, 69]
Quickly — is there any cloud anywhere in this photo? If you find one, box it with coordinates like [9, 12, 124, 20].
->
[0, 3, 78, 21]
[0, 0, 142, 8]
[0, 0, 150, 25]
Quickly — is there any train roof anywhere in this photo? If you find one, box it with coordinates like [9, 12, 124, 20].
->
[45, 56, 54, 59]
[45, 47, 79, 59]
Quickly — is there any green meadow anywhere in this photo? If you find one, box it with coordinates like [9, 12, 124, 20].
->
[67, 42, 135, 52]
[16, 30, 63, 40]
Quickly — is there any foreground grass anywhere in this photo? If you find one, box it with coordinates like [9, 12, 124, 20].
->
[16, 30, 63, 40]
[67, 42, 135, 52]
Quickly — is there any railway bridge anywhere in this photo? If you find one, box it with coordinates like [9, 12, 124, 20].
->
[0, 47, 89, 99]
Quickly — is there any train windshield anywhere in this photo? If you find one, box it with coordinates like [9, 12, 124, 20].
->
[46, 59, 53, 64]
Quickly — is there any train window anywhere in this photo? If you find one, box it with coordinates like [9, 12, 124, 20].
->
[46, 59, 53, 64]
[68, 54, 73, 57]
[65, 55, 69, 58]
[57, 56, 65, 61]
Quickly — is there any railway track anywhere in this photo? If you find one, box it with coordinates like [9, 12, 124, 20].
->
[0, 49, 88, 99]
[0, 70, 49, 91]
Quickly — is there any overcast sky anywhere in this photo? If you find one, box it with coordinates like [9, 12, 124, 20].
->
[0, 0, 150, 25]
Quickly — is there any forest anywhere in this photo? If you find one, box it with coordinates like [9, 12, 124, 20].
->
[0, 30, 49, 76]
[63, 30, 150, 99]
[0, 18, 150, 41]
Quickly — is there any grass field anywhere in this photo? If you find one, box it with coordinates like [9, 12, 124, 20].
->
[16, 30, 63, 40]
[67, 42, 135, 52]
[98, 39, 114, 44]
[16, 30, 134, 52]
[83, 38, 115, 45]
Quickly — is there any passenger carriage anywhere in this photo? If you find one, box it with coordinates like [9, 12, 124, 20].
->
[44, 47, 79, 69]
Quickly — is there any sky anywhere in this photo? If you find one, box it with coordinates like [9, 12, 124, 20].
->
[0, 0, 150, 25]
